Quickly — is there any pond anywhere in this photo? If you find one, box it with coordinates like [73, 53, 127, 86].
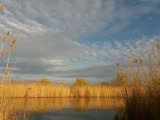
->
[0, 98, 125, 120]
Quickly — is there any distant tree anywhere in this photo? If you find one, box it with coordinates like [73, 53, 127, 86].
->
[74, 77, 89, 86]
[113, 72, 128, 85]
[40, 78, 50, 85]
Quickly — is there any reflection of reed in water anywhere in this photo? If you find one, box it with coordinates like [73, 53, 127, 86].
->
[0, 98, 125, 119]
[0, 98, 71, 120]
[71, 98, 125, 113]
[0, 98, 30, 120]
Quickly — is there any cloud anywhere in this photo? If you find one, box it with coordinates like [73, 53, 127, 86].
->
[0, 0, 160, 82]
[1, 0, 158, 37]
[10, 31, 93, 59]
[0, 34, 157, 83]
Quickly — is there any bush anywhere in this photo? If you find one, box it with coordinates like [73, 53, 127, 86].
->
[40, 78, 50, 85]
[74, 77, 88, 86]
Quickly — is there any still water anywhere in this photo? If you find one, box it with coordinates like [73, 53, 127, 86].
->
[32, 109, 117, 120]
[1, 98, 125, 120]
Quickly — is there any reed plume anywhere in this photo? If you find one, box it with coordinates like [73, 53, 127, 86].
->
[1, 30, 10, 54]
[0, 4, 4, 12]
[117, 63, 120, 66]
[12, 37, 17, 45]
[156, 42, 160, 50]
[115, 42, 160, 120]
[25, 67, 29, 75]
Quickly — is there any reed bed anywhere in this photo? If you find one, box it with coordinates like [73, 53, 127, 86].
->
[0, 81, 128, 98]
[115, 43, 160, 120]
[124, 84, 160, 120]
[0, 82, 71, 98]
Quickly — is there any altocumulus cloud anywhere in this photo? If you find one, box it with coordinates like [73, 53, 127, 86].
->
[0, 0, 160, 83]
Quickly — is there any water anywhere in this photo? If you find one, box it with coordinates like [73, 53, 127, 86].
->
[32, 109, 117, 120]
[0, 98, 125, 120]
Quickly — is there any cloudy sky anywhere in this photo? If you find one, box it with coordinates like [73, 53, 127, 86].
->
[0, 0, 160, 84]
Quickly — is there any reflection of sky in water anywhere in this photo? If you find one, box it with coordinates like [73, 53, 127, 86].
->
[32, 109, 117, 120]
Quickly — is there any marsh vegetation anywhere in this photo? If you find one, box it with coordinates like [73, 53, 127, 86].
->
[114, 43, 160, 120]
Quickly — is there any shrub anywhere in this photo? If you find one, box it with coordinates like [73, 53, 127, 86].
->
[74, 77, 88, 86]
[40, 78, 50, 85]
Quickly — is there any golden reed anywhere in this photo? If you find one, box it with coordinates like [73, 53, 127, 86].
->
[115, 42, 160, 120]
[0, 82, 128, 98]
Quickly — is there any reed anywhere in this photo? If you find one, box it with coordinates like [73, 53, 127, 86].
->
[124, 84, 160, 120]
[0, 4, 30, 120]
[0, 81, 128, 98]
[115, 43, 160, 120]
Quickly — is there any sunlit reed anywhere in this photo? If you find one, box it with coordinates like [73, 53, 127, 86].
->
[115, 42, 160, 120]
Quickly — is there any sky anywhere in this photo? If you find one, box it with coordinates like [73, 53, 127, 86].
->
[0, 0, 160, 84]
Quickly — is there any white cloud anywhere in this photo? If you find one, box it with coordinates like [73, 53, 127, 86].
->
[43, 59, 65, 66]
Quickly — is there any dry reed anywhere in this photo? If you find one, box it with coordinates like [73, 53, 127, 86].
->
[115, 42, 160, 120]
[0, 4, 4, 12]
[0, 82, 128, 98]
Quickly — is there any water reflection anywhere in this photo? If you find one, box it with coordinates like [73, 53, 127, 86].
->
[72, 98, 124, 113]
[0, 98, 125, 120]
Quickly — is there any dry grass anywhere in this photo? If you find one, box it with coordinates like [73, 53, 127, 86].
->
[71, 84, 124, 97]
[0, 5, 29, 119]
[115, 43, 160, 120]
[124, 84, 160, 120]
[0, 81, 127, 98]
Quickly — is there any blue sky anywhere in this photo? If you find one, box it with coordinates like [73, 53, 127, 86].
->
[0, 0, 160, 84]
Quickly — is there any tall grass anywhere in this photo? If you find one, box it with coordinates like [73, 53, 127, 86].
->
[0, 81, 126, 98]
[124, 84, 160, 120]
[0, 4, 30, 120]
[115, 43, 160, 120]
